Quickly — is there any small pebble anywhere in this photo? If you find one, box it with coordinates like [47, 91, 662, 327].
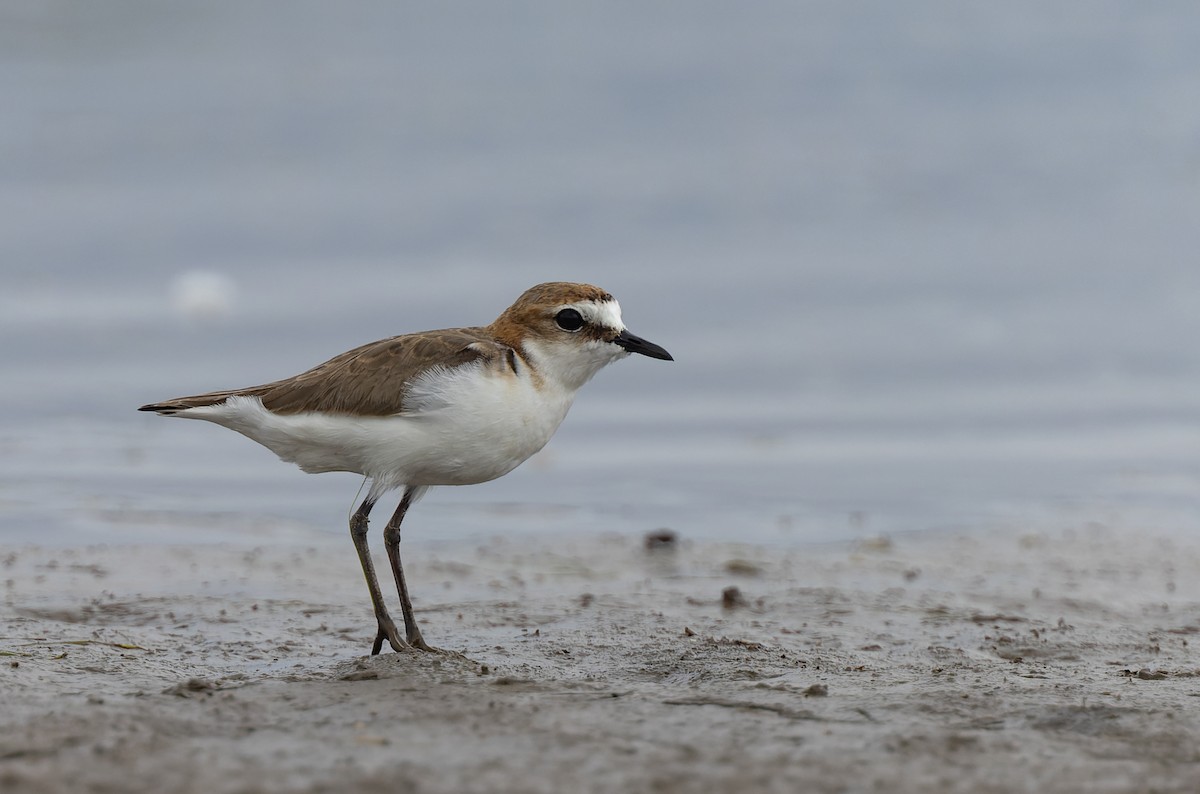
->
[722, 586, 747, 609]
[644, 529, 678, 551]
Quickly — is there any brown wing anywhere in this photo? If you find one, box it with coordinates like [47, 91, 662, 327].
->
[139, 327, 498, 417]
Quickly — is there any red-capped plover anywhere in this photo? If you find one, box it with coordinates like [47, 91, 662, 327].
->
[140, 282, 672, 653]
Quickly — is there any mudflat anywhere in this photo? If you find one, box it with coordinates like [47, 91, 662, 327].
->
[2, 525, 1198, 793]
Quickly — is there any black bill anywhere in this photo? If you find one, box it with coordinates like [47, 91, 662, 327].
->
[613, 329, 673, 361]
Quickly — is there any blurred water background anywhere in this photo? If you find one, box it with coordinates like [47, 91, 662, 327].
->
[3, 2, 1200, 548]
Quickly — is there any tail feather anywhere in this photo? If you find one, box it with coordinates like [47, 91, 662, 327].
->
[139, 387, 270, 416]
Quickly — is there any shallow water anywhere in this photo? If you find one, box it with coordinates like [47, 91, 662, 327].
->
[4, 2, 1200, 546]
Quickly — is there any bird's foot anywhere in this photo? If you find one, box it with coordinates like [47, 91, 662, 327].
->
[370, 620, 408, 655]
[368, 620, 459, 657]
[406, 630, 443, 654]
[406, 627, 467, 657]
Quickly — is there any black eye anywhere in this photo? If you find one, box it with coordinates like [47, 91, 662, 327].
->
[555, 308, 584, 332]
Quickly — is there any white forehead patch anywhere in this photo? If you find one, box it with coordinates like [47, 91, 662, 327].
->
[569, 299, 625, 331]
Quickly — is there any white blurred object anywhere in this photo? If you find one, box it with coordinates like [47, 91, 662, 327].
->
[169, 271, 237, 323]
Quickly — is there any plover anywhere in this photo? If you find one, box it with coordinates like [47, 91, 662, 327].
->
[139, 282, 672, 653]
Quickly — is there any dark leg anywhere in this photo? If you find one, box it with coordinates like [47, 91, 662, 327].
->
[383, 487, 435, 651]
[349, 496, 406, 654]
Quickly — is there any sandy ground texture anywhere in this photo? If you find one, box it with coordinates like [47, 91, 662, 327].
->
[2, 524, 1199, 793]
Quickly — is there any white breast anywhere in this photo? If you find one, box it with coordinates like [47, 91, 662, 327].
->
[175, 359, 577, 491]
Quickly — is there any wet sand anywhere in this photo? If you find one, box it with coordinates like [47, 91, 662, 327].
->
[2, 525, 1199, 793]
